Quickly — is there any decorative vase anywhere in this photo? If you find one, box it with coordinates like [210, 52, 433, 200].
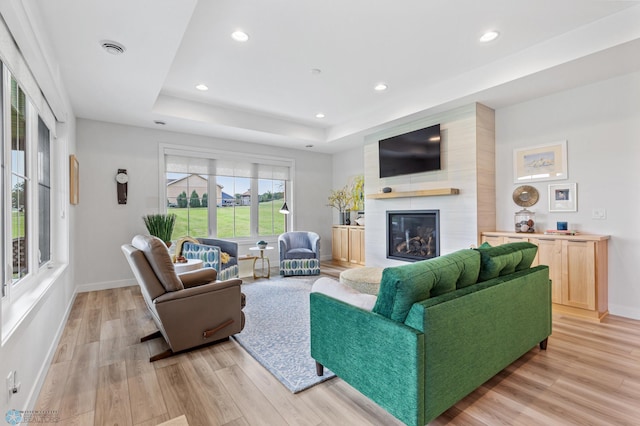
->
[340, 212, 348, 225]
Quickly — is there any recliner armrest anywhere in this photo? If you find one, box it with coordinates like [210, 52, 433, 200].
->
[154, 278, 243, 303]
[178, 267, 218, 288]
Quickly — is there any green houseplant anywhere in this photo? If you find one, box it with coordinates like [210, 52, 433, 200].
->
[142, 213, 177, 246]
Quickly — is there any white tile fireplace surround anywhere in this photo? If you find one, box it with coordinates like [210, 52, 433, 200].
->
[363, 103, 496, 267]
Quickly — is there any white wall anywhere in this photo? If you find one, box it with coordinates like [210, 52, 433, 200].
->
[495, 71, 640, 319]
[74, 119, 334, 289]
[331, 145, 364, 224]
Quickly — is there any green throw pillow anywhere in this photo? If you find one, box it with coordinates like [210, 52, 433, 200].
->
[474, 241, 538, 282]
[373, 249, 481, 322]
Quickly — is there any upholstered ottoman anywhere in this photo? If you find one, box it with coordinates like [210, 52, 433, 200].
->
[339, 267, 384, 295]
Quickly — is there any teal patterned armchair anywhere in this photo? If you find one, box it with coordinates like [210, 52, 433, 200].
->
[182, 238, 239, 281]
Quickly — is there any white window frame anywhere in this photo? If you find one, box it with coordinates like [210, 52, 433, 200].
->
[1, 67, 54, 303]
[159, 144, 294, 242]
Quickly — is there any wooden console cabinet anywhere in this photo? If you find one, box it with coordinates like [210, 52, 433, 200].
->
[332, 225, 365, 267]
[481, 231, 609, 322]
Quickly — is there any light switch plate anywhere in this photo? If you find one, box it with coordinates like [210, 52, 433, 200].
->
[592, 208, 606, 220]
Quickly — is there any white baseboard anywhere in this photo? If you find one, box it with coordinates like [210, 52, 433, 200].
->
[77, 278, 137, 293]
[609, 303, 640, 320]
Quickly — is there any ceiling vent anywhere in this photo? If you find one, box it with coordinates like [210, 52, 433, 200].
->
[100, 40, 126, 55]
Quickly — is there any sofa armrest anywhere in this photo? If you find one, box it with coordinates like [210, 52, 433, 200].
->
[310, 292, 424, 426]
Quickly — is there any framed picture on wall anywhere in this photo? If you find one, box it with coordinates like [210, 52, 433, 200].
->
[70, 154, 79, 205]
[513, 140, 568, 183]
[548, 182, 577, 212]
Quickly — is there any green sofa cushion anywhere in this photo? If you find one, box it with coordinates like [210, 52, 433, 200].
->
[373, 249, 480, 322]
[474, 241, 538, 282]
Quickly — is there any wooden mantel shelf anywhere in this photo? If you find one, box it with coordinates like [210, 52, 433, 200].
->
[367, 188, 460, 199]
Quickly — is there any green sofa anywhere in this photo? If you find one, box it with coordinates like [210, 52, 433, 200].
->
[310, 242, 551, 426]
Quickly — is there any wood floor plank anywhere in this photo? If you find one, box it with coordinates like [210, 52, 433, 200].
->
[216, 364, 288, 425]
[134, 414, 173, 426]
[76, 307, 102, 344]
[95, 361, 133, 426]
[37, 273, 640, 426]
[33, 360, 70, 414]
[181, 351, 243, 424]
[58, 343, 99, 420]
[67, 292, 88, 321]
[127, 370, 168, 424]
[118, 287, 137, 311]
[102, 288, 121, 321]
[225, 344, 321, 426]
[156, 363, 223, 426]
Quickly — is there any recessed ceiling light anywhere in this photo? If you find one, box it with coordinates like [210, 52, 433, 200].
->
[195, 84, 209, 91]
[374, 83, 388, 91]
[479, 31, 500, 43]
[315, 113, 325, 119]
[231, 31, 249, 42]
[100, 40, 126, 55]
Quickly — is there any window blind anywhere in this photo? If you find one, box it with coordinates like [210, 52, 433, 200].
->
[165, 151, 290, 181]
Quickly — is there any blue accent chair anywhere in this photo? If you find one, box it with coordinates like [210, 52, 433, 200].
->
[279, 231, 321, 276]
[182, 238, 239, 281]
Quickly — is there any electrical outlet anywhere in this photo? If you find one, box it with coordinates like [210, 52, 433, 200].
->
[592, 208, 606, 220]
[6, 371, 19, 400]
[6, 371, 14, 400]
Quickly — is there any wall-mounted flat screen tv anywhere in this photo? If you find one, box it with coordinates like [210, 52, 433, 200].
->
[378, 124, 441, 178]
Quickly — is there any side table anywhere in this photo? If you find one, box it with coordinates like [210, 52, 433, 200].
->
[249, 246, 274, 278]
[174, 258, 203, 274]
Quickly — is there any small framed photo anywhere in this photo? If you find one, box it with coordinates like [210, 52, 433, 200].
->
[513, 140, 568, 183]
[70, 154, 79, 205]
[548, 183, 577, 212]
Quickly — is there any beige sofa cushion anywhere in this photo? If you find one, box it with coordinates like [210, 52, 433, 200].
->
[132, 234, 183, 292]
[312, 277, 377, 311]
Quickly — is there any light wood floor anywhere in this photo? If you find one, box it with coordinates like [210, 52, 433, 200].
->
[35, 262, 640, 425]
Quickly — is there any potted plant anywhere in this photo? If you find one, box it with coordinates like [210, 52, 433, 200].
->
[142, 213, 176, 247]
[327, 185, 353, 225]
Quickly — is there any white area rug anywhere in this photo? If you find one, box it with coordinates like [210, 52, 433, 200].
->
[233, 276, 336, 393]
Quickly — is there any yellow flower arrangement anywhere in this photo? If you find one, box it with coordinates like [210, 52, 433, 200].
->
[327, 185, 353, 213]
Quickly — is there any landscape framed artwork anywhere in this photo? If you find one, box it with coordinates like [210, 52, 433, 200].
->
[548, 182, 577, 212]
[513, 140, 568, 183]
[69, 154, 79, 205]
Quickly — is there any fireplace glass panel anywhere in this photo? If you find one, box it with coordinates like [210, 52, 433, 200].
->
[387, 210, 440, 262]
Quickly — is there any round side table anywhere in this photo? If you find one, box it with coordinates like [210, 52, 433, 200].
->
[249, 246, 274, 278]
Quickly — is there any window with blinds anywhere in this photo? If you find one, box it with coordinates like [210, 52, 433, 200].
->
[164, 149, 291, 240]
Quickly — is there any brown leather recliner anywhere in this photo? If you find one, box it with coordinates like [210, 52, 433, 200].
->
[121, 234, 245, 361]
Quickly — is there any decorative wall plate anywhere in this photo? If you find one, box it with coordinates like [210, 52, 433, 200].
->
[512, 185, 539, 207]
